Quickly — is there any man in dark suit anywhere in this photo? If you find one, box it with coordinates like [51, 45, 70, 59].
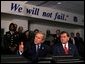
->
[4, 23, 19, 54]
[18, 32, 49, 63]
[74, 32, 84, 57]
[53, 31, 79, 58]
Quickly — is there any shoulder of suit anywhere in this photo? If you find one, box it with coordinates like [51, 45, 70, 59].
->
[53, 43, 61, 48]
[69, 43, 76, 47]
[41, 43, 46, 46]
[5, 31, 10, 35]
[41, 43, 49, 48]
[6, 31, 10, 33]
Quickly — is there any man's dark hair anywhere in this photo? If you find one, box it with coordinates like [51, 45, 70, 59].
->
[60, 31, 69, 37]
[9, 23, 15, 31]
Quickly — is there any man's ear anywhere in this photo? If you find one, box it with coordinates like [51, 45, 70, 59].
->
[68, 37, 70, 41]
[41, 39, 45, 43]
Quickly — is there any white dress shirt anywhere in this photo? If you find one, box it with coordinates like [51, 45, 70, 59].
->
[19, 51, 23, 55]
[36, 44, 41, 52]
[62, 42, 69, 50]
[71, 37, 75, 45]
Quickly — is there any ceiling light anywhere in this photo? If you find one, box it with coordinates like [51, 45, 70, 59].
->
[57, 2, 62, 5]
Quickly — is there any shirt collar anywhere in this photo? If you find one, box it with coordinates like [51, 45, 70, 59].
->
[36, 44, 41, 48]
[62, 42, 68, 49]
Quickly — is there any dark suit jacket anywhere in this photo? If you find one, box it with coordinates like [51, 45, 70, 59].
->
[74, 37, 84, 57]
[53, 42, 79, 58]
[22, 43, 49, 62]
[69, 37, 75, 44]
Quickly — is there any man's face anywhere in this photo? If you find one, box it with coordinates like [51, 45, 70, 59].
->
[10, 25, 14, 31]
[19, 42, 24, 52]
[60, 33, 69, 44]
[34, 33, 44, 45]
[56, 30, 60, 35]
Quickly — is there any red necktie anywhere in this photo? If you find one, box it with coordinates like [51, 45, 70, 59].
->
[64, 44, 69, 54]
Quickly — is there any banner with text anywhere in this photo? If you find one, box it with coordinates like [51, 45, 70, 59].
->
[1, 1, 84, 26]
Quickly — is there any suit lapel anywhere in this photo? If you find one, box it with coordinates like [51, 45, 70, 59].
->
[31, 44, 36, 54]
[58, 43, 65, 55]
[38, 44, 45, 55]
[38, 44, 42, 54]
[68, 43, 73, 55]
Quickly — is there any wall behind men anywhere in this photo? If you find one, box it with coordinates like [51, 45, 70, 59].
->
[1, 13, 84, 40]
[29, 19, 84, 40]
[1, 13, 28, 34]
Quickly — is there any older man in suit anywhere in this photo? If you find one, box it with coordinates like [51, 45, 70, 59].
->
[53, 31, 79, 58]
[18, 32, 49, 63]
